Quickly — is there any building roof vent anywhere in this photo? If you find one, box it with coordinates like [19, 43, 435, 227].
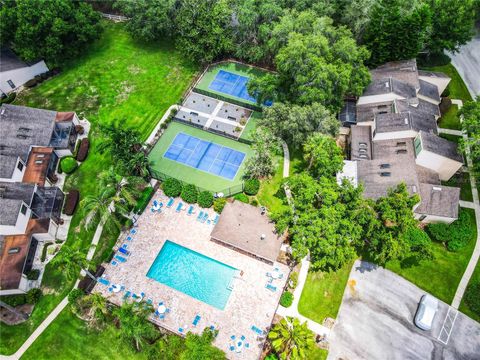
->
[380, 163, 390, 169]
[380, 172, 391, 177]
[432, 186, 442, 192]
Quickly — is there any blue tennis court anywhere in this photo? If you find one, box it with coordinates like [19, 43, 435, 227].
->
[163, 133, 246, 180]
[208, 70, 273, 106]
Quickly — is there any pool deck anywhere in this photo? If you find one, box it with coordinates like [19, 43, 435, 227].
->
[94, 190, 289, 360]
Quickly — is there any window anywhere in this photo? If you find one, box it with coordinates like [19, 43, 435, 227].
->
[396, 141, 406, 146]
[20, 204, 27, 215]
[7, 80, 15, 89]
[418, 215, 427, 221]
[8, 247, 20, 255]
[17, 161, 24, 171]
[414, 136, 422, 156]
[378, 111, 388, 115]
[377, 105, 388, 109]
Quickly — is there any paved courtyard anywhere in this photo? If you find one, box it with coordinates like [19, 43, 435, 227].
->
[328, 260, 480, 360]
[94, 190, 288, 360]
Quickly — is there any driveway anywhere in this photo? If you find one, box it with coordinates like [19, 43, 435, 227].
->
[448, 26, 480, 97]
[328, 260, 480, 360]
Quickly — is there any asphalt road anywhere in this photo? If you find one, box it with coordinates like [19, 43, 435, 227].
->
[327, 260, 480, 360]
[448, 27, 480, 98]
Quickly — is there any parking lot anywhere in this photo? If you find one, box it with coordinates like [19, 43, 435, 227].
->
[328, 260, 480, 360]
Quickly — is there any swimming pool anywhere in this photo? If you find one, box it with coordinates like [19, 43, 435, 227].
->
[147, 240, 237, 310]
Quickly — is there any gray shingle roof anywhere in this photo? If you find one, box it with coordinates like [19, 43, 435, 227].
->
[350, 125, 372, 160]
[418, 79, 440, 102]
[0, 48, 27, 73]
[396, 98, 440, 118]
[418, 70, 450, 79]
[414, 183, 460, 219]
[0, 182, 35, 226]
[375, 111, 437, 135]
[419, 131, 463, 163]
[0, 104, 57, 178]
[371, 59, 420, 89]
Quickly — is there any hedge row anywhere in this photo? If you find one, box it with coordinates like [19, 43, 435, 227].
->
[426, 210, 475, 251]
[60, 156, 78, 174]
[134, 186, 155, 214]
[161, 178, 214, 209]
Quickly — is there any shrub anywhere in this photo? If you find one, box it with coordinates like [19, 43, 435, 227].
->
[133, 187, 155, 214]
[427, 210, 474, 251]
[279, 291, 294, 307]
[181, 184, 198, 204]
[41, 242, 54, 262]
[26, 269, 40, 280]
[464, 282, 480, 316]
[288, 272, 298, 290]
[68, 288, 84, 304]
[63, 189, 80, 215]
[0, 294, 27, 307]
[265, 354, 279, 360]
[0, 92, 16, 104]
[60, 156, 78, 174]
[162, 178, 182, 197]
[234, 193, 249, 204]
[439, 97, 452, 114]
[250, 198, 258, 207]
[76, 138, 90, 161]
[40, 72, 49, 80]
[197, 191, 213, 208]
[24, 79, 37, 88]
[213, 198, 227, 213]
[244, 178, 260, 195]
[26, 288, 42, 304]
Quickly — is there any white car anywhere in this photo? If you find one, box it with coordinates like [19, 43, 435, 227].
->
[414, 294, 439, 330]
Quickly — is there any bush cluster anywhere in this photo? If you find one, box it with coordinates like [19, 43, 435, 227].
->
[0, 92, 16, 104]
[60, 156, 78, 174]
[162, 178, 182, 197]
[26, 288, 42, 304]
[279, 291, 294, 307]
[464, 282, 480, 316]
[427, 210, 474, 251]
[234, 193, 249, 204]
[26, 269, 40, 280]
[197, 191, 213, 208]
[68, 288, 84, 304]
[181, 184, 198, 203]
[244, 178, 260, 195]
[213, 198, 227, 213]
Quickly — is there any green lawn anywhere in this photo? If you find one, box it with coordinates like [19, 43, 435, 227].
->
[442, 171, 473, 202]
[195, 61, 271, 107]
[20, 308, 148, 360]
[298, 260, 354, 324]
[421, 63, 473, 102]
[1, 21, 197, 355]
[148, 121, 253, 193]
[459, 261, 480, 323]
[257, 155, 286, 213]
[439, 133, 461, 144]
[307, 347, 329, 360]
[386, 208, 477, 304]
[240, 110, 261, 141]
[438, 104, 461, 130]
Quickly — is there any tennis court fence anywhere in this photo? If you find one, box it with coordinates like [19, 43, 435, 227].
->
[150, 169, 245, 197]
[192, 87, 262, 112]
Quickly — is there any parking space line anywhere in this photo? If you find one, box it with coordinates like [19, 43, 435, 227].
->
[437, 307, 458, 345]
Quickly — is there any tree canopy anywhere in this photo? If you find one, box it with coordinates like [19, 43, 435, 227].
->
[460, 97, 480, 185]
[0, 0, 101, 66]
[258, 102, 339, 148]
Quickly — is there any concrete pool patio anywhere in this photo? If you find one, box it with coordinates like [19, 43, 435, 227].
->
[94, 190, 288, 360]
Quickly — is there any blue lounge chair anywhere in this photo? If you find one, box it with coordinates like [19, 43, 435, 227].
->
[192, 315, 201, 326]
[126, 235, 133, 241]
[245, 343, 250, 349]
[187, 205, 194, 215]
[230, 335, 236, 340]
[240, 335, 245, 341]
[115, 255, 127, 263]
[166, 198, 175, 208]
[111, 260, 118, 266]
[123, 291, 131, 300]
[213, 214, 220, 225]
[118, 247, 130, 255]
[251, 325, 263, 335]
[97, 278, 110, 286]
[159, 314, 165, 320]
[121, 244, 128, 249]
[196, 211, 204, 221]
[178, 327, 185, 333]
[229, 346, 235, 351]
[108, 287, 113, 292]
[265, 283, 277, 292]
[147, 299, 153, 305]
[176, 202, 184, 212]
[201, 213, 208, 223]
[130, 228, 137, 235]
[153, 200, 159, 207]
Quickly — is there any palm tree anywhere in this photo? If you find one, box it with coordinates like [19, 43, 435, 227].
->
[113, 301, 156, 351]
[124, 151, 152, 179]
[268, 317, 314, 360]
[50, 246, 96, 281]
[97, 124, 143, 163]
[99, 167, 144, 205]
[73, 292, 110, 329]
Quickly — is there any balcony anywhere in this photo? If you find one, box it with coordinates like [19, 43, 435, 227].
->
[30, 186, 64, 225]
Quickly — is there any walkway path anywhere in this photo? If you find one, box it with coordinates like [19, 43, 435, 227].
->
[437, 128, 463, 136]
[442, 99, 480, 309]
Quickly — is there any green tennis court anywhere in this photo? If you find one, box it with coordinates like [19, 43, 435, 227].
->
[149, 122, 253, 192]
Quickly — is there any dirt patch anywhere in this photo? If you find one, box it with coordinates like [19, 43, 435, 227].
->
[128, 65, 145, 75]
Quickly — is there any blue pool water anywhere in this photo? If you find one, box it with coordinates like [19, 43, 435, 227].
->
[209, 70, 273, 106]
[164, 132, 246, 180]
[147, 240, 237, 310]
